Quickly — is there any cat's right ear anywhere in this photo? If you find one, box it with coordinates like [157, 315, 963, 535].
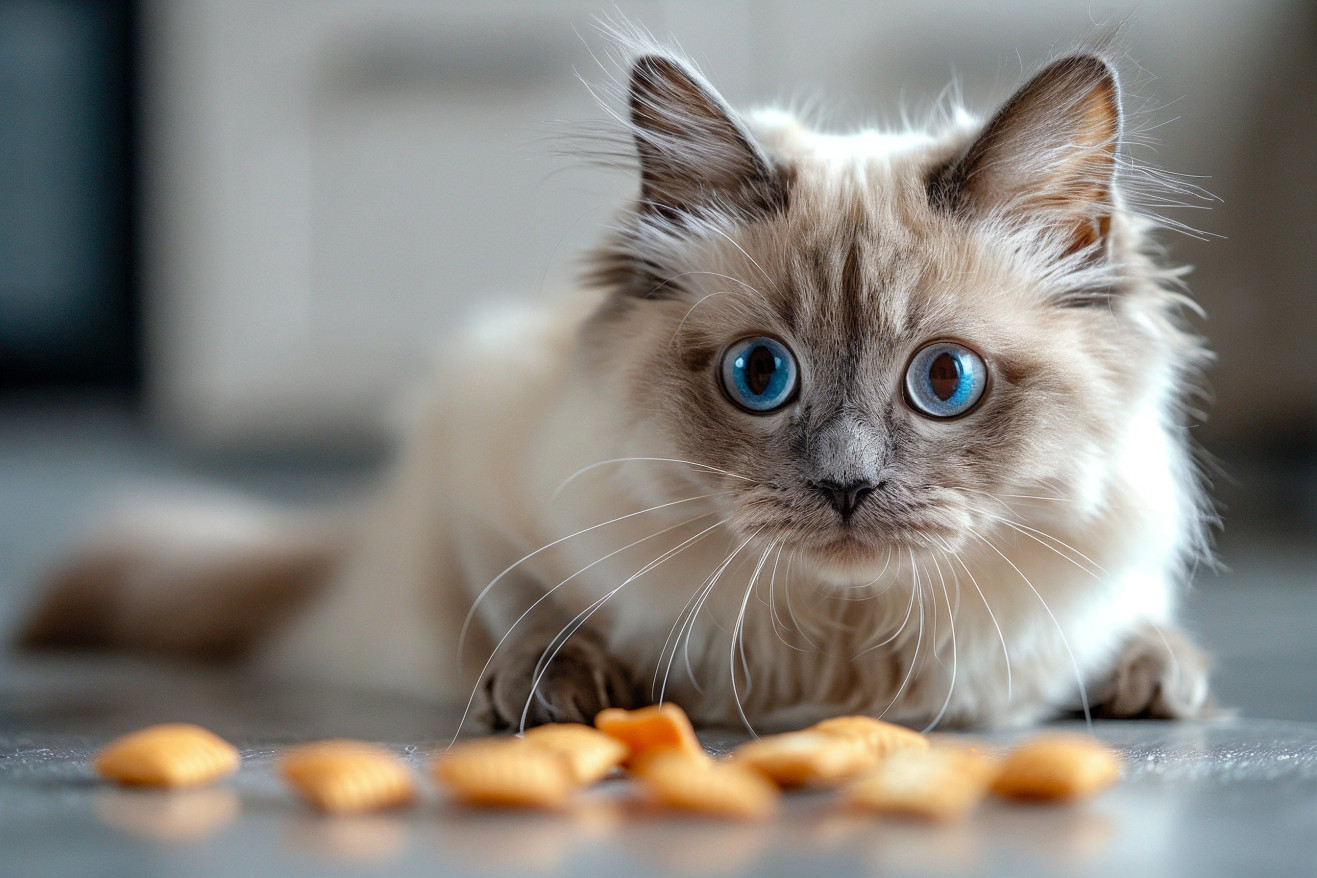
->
[929, 54, 1122, 257]
[629, 55, 786, 221]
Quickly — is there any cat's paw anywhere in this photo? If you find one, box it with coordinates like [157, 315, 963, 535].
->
[1094, 623, 1214, 719]
[477, 636, 641, 731]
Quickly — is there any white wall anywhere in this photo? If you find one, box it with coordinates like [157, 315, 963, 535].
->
[142, 0, 1305, 446]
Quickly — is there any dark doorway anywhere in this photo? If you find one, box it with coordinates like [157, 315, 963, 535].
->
[0, 0, 138, 394]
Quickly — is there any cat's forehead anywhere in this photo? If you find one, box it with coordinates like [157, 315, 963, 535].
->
[714, 168, 1017, 347]
[654, 114, 1067, 370]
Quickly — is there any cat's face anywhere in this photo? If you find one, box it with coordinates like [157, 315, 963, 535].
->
[586, 54, 1180, 583]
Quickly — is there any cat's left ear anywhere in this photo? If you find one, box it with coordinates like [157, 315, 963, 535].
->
[628, 55, 786, 220]
[931, 54, 1121, 255]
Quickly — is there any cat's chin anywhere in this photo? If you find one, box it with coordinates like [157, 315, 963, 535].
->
[793, 535, 912, 587]
[788, 529, 963, 588]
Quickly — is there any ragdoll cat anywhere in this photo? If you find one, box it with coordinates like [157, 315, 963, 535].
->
[20, 40, 1215, 733]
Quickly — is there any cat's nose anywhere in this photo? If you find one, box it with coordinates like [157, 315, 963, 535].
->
[814, 479, 879, 520]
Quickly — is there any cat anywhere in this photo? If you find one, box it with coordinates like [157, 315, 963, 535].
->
[19, 35, 1216, 734]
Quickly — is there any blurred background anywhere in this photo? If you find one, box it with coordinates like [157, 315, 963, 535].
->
[1, 0, 1315, 619]
[4, 7, 1317, 874]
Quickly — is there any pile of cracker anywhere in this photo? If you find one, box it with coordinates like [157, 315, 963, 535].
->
[93, 705, 1120, 821]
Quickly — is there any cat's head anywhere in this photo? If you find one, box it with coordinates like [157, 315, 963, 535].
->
[583, 50, 1200, 583]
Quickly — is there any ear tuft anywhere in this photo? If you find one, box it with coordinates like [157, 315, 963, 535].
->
[930, 54, 1122, 256]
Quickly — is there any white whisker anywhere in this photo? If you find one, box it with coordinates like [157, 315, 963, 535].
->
[665, 269, 778, 351]
[840, 545, 895, 591]
[922, 551, 958, 733]
[971, 530, 1092, 728]
[656, 529, 760, 704]
[551, 457, 753, 499]
[682, 535, 759, 693]
[981, 512, 1106, 577]
[654, 536, 732, 700]
[516, 515, 730, 732]
[653, 531, 737, 705]
[957, 485, 1072, 505]
[940, 539, 1013, 703]
[457, 492, 724, 682]
[766, 541, 807, 652]
[877, 547, 926, 721]
[782, 548, 820, 651]
[702, 224, 775, 288]
[450, 508, 718, 741]
[853, 556, 917, 658]
[921, 554, 941, 664]
[730, 538, 776, 737]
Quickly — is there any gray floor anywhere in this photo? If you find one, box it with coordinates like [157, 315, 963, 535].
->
[2, 401, 1317, 878]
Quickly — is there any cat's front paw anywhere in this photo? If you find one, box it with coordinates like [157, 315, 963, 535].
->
[1094, 623, 1214, 719]
[477, 635, 641, 731]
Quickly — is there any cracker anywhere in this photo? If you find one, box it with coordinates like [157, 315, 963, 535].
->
[991, 734, 1122, 801]
[844, 747, 998, 821]
[522, 723, 628, 785]
[809, 716, 930, 759]
[434, 739, 575, 809]
[594, 703, 704, 763]
[636, 750, 779, 820]
[279, 740, 416, 814]
[733, 730, 875, 788]
[95, 723, 239, 788]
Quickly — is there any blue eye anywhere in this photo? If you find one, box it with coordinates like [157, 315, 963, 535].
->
[720, 336, 799, 413]
[904, 341, 988, 418]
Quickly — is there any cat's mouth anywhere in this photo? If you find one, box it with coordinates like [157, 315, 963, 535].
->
[780, 528, 963, 588]
[815, 528, 948, 555]
[776, 524, 960, 573]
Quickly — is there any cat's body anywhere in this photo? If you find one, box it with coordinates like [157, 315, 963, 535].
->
[20, 40, 1215, 732]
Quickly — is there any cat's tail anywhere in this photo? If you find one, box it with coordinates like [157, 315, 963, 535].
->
[15, 493, 346, 661]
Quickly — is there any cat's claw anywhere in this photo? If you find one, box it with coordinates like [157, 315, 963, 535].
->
[1095, 623, 1215, 719]
[477, 636, 641, 730]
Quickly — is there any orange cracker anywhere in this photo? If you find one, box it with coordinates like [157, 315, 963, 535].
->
[636, 750, 779, 820]
[522, 723, 628, 785]
[279, 740, 416, 814]
[95, 723, 239, 789]
[732, 730, 876, 788]
[991, 733, 1122, 801]
[627, 746, 712, 780]
[809, 716, 930, 759]
[434, 739, 575, 809]
[844, 747, 998, 821]
[594, 704, 704, 763]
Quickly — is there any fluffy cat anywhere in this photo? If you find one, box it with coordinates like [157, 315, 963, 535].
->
[20, 38, 1215, 733]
